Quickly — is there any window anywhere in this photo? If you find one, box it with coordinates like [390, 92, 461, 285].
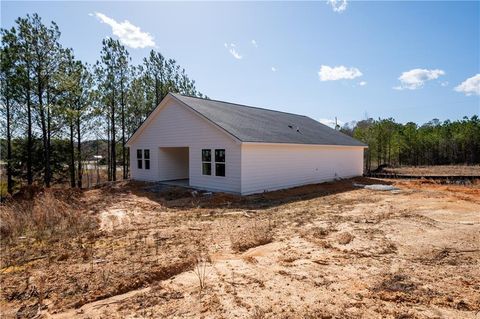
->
[137, 149, 142, 169]
[202, 149, 211, 175]
[215, 149, 225, 177]
[144, 149, 150, 170]
[215, 149, 225, 162]
[136, 149, 150, 169]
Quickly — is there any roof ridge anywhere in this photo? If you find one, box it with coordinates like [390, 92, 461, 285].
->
[172, 92, 308, 118]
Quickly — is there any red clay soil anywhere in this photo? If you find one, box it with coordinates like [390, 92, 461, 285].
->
[1, 177, 479, 318]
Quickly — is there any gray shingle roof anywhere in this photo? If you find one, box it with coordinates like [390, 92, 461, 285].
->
[171, 93, 366, 147]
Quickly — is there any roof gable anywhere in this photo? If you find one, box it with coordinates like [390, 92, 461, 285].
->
[126, 94, 241, 146]
[172, 93, 366, 147]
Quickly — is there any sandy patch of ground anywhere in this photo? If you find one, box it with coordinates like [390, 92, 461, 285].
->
[99, 209, 128, 231]
[1, 178, 479, 318]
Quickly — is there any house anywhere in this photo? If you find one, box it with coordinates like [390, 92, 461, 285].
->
[126, 93, 367, 195]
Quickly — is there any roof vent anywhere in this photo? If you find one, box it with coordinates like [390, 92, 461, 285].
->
[288, 124, 302, 134]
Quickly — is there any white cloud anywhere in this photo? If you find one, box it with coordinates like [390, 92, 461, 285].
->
[271, 67, 277, 72]
[224, 43, 242, 59]
[318, 65, 362, 81]
[359, 81, 367, 86]
[394, 68, 445, 90]
[91, 12, 155, 49]
[319, 118, 344, 128]
[440, 81, 449, 87]
[454, 74, 480, 96]
[251, 40, 258, 47]
[327, 0, 348, 13]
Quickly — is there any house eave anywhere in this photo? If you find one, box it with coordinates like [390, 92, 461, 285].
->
[241, 141, 368, 148]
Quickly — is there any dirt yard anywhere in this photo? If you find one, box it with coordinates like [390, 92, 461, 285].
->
[1, 178, 479, 318]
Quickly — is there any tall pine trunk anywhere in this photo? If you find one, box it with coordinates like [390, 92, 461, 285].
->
[26, 69, 33, 185]
[111, 85, 116, 182]
[46, 86, 51, 187]
[107, 118, 111, 181]
[121, 80, 126, 179]
[37, 73, 50, 187]
[6, 96, 13, 194]
[69, 122, 75, 187]
[39, 107, 48, 187]
[154, 76, 159, 107]
[76, 115, 82, 188]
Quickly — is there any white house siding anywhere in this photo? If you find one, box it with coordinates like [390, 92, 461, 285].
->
[240, 143, 364, 195]
[158, 147, 189, 180]
[128, 99, 241, 193]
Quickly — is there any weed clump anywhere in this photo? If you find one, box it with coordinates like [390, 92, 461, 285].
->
[374, 274, 416, 293]
[230, 220, 273, 252]
[0, 190, 96, 244]
[311, 226, 336, 238]
[336, 232, 354, 245]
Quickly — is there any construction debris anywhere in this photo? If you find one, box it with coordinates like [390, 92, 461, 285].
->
[353, 183, 399, 191]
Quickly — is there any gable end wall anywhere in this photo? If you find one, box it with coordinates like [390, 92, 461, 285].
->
[128, 99, 241, 193]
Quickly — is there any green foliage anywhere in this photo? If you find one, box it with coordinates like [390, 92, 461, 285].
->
[347, 116, 480, 170]
[0, 13, 203, 193]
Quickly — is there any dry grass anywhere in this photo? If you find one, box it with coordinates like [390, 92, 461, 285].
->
[193, 250, 212, 294]
[374, 274, 417, 293]
[336, 232, 354, 245]
[310, 227, 328, 238]
[0, 190, 96, 245]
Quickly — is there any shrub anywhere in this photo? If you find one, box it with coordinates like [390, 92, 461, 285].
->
[0, 190, 97, 244]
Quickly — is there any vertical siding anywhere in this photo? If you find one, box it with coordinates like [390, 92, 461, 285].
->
[241, 144, 364, 195]
[129, 100, 241, 193]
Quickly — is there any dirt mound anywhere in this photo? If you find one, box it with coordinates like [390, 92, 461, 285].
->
[230, 221, 274, 252]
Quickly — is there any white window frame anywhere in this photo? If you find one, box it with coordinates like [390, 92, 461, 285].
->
[214, 149, 226, 177]
[137, 149, 143, 169]
[144, 149, 150, 170]
[201, 149, 212, 176]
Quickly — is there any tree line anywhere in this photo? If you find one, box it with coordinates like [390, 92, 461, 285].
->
[341, 116, 480, 171]
[0, 14, 203, 195]
[2, 14, 478, 196]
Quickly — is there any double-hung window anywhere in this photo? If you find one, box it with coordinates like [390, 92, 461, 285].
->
[137, 149, 150, 169]
[215, 149, 225, 177]
[202, 149, 211, 175]
[202, 149, 226, 176]
[144, 149, 150, 170]
[137, 149, 143, 169]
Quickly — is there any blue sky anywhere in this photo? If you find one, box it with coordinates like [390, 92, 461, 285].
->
[2, 1, 479, 126]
